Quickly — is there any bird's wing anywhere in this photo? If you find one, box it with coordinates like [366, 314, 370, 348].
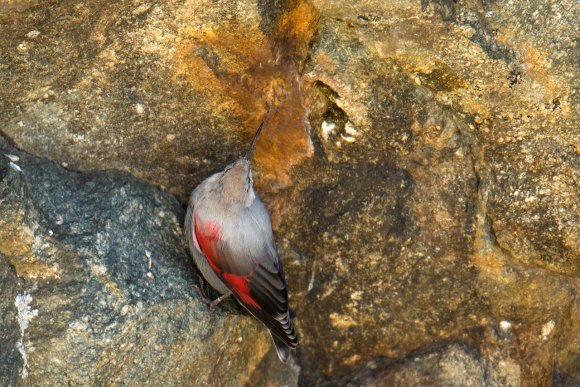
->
[193, 201, 297, 348]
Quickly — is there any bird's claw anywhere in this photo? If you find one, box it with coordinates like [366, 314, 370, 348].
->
[194, 274, 213, 304]
[194, 285, 212, 304]
[208, 292, 231, 310]
[194, 274, 231, 309]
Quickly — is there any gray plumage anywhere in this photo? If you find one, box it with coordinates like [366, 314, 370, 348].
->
[184, 123, 297, 362]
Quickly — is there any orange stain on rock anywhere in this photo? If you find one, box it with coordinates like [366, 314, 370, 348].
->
[497, 28, 567, 105]
[174, 1, 320, 189]
[0, 222, 61, 279]
[273, 0, 321, 66]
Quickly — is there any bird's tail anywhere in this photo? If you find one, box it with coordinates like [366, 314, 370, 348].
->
[269, 330, 292, 363]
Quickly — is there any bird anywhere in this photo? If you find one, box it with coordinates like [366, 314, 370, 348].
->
[184, 120, 298, 362]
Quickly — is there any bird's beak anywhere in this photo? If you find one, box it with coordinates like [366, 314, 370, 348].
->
[245, 120, 266, 161]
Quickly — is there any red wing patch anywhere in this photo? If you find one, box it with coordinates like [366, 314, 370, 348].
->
[194, 214, 222, 272]
[194, 213, 261, 310]
[222, 273, 261, 310]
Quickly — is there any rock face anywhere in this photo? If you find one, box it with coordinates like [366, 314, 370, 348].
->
[1, 0, 578, 385]
[0, 0, 315, 200]
[0, 138, 277, 386]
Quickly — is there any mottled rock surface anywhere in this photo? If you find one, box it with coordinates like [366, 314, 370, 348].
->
[0, 253, 22, 384]
[0, 0, 314, 200]
[1, 0, 578, 385]
[0, 138, 276, 386]
[277, 0, 578, 383]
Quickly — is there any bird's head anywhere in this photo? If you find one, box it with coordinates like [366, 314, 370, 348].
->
[213, 120, 265, 207]
[219, 158, 253, 200]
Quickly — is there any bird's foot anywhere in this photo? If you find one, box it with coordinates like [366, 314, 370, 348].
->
[194, 274, 213, 304]
[208, 292, 231, 310]
[194, 275, 231, 310]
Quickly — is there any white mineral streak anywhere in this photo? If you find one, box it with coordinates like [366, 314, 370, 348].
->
[541, 320, 555, 340]
[499, 320, 511, 331]
[321, 121, 336, 140]
[15, 292, 39, 378]
[8, 161, 22, 172]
